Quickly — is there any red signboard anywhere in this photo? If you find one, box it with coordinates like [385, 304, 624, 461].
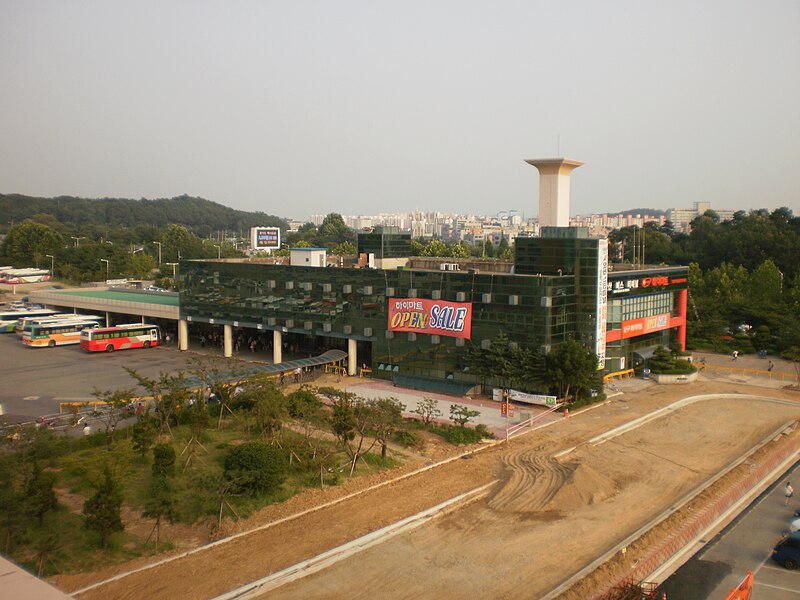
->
[621, 312, 671, 339]
[388, 298, 472, 339]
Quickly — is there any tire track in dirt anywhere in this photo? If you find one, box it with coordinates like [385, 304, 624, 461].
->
[487, 444, 576, 513]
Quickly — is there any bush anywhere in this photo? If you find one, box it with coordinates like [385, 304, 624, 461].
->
[392, 430, 423, 448]
[224, 442, 288, 495]
[445, 426, 484, 445]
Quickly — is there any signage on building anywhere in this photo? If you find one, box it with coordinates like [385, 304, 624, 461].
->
[621, 312, 671, 339]
[611, 274, 687, 294]
[388, 298, 472, 339]
[595, 239, 608, 369]
[250, 227, 281, 250]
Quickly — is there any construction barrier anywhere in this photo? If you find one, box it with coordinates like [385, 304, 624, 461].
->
[589, 427, 800, 599]
[603, 369, 635, 383]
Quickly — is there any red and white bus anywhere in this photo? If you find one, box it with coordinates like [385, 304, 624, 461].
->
[80, 323, 162, 352]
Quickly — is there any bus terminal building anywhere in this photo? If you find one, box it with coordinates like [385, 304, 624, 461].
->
[178, 225, 688, 394]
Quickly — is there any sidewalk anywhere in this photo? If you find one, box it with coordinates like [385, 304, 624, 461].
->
[692, 351, 798, 390]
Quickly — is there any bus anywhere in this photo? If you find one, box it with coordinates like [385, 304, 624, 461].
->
[22, 318, 102, 348]
[80, 323, 162, 352]
[16, 314, 103, 337]
[0, 268, 51, 284]
[0, 308, 60, 333]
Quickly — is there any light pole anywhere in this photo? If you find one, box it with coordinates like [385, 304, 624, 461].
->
[213, 244, 221, 259]
[154, 241, 162, 266]
[165, 262, 178, 279]
[45, 254, 55, 276]
[100, 258, 110, 280]
[71, 236, 86, 248]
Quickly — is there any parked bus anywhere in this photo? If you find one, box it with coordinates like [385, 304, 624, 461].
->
[0, 268, 51, 284]
[22, 318, 101, 348]
[80, 323, 162, 352]
[16, 314, 103, 337]
[0, 308, 59, 333]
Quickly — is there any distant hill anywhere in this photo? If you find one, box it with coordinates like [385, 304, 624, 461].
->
[0, 193, 287, 233]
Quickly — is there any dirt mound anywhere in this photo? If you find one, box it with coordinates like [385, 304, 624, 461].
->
[544, 462, 617, 512]
[487, 447, 576, 513]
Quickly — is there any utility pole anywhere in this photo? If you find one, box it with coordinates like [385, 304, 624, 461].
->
[154, 241, 162, 266]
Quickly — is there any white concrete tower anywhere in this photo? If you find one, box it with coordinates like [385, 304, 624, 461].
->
[524, 158, 584, 227]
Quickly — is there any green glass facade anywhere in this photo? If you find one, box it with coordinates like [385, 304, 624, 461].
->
[180, 258, 593, 392]
[356, 227, 412, 259]
[179, 230, 687, 390]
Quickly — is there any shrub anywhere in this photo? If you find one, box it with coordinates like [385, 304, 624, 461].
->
[392, 430, 423, 448]
[445, 426, 484, 445]
[224, 442, 288, 495]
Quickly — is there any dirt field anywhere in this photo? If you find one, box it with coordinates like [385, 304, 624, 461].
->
[55, 378, 800, 600]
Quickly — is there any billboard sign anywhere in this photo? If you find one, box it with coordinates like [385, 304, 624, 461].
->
[621, 312, 671, 338]
[509, 389, 558, 407]
[388, 298, 472, 339]
[595, 238, 608, 369]
[250, 227, 281, 251]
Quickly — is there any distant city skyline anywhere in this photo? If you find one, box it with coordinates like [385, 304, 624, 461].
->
[1, 2, 798, 220]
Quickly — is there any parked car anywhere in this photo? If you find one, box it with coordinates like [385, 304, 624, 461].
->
[773, 532, 800, 569]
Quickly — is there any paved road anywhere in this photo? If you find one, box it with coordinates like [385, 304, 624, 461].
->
[663, 461, 800, 599]
[0, 333, 240, 422]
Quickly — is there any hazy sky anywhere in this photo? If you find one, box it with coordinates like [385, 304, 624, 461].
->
[2, 1, 798, 221]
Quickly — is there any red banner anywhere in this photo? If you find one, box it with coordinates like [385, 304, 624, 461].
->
[621, 312, 671, 339]
[388, 298, 472, 339]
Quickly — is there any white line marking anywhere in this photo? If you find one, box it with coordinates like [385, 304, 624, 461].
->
[755, 581, 800, 593]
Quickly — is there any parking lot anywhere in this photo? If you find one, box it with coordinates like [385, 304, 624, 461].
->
[0, 333, 235, 423]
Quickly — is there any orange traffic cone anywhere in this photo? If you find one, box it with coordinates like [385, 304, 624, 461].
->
[564, 408, 570, 419]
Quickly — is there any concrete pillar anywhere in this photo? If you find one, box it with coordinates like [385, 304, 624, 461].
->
[347, 338, 357, 376]
[223, 324, 233, 358]
[179, 319, 188, 351]
[273, 330, 282, 364]
[105, 311, 110, 327]
[676, 289, 688, 352]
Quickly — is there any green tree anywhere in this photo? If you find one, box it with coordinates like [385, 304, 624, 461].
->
[317, 213, 356, 248]
[223, 442, 288, 495]
[412, 397, 442, 425]
[26, 463, 58, 526]
[142, 475, 177, 549]
[91, 387, 134, 449]
[83, 465, 124, 548]
[370, 397, 406, 459]
[131, 411, 158, 458]
[544, 339, 600, 402]
[152, 444, 176, 478]
[422, 239, 449, 257]
[0, 220, 65, 266]
[332, 241, 357, 255]
[449, 404, 480, 428]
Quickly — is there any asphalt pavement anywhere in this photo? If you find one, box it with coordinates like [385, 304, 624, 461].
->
[663, 461, 800, 599]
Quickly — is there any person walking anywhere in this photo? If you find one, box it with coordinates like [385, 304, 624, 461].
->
[768, 361, 774, 372]
[732, 350, 738, 361]
[786, 481, 794, 506]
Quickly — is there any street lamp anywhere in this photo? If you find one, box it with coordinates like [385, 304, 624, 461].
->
[71, 236, 86, 248]
[45, 254, 55, 276]
[100, 258, 110, 280]
[154, 241, 162, 266]
[213, 244, 221, 259]
[165, 262, 179, 279]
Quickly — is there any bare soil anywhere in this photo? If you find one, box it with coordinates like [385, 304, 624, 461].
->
[53, 380, 800, 600]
